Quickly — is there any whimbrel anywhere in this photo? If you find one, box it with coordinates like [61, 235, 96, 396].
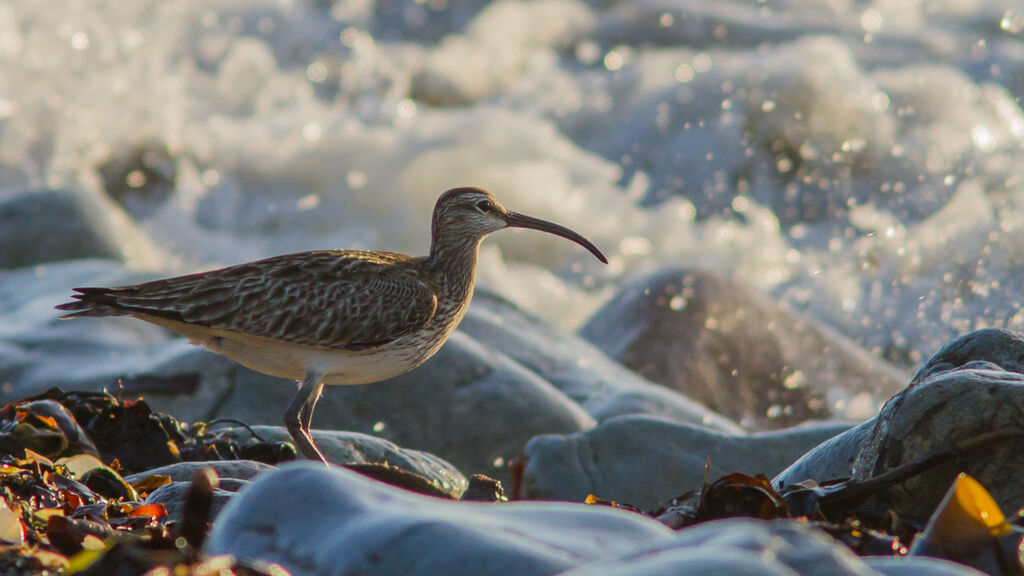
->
[57, 187, 607, 463]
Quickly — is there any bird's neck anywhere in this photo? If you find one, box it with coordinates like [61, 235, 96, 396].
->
[426, 235, 483, 298]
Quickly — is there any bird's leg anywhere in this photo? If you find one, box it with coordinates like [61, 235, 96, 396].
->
[285, 372, 327, 464]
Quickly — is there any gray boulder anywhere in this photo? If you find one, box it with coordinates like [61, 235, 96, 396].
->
[580, 269, 908, 429]
[461, 291, 742, 432]
[522, 415, 851, 510]
[124, 460, 275, 485]
[0, 188, 162, 269]
[559, 518, 976, 576]
[217, 425, 468, 498]
[205, 462, 674, 576]
[851, 329, 1024, 520]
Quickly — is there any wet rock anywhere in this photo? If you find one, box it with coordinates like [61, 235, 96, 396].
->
[910, 327, 1024, 382]
[144, 481, 236, 525]
[461, 291, 742, 432]
[123, 460, 275, 486]
[852, 329, 1024, 520]
[460, 474, 506, 502]
[557, 518, 968, 576]
[579, 269, 908, 428]
[522, 415, 851, 510]
[205, 463, 674, 576]
[773, 420, 874, 488]
[864, 557, 989, 576]
[0, 188, 161, 269]
[217, 425, 468, 499]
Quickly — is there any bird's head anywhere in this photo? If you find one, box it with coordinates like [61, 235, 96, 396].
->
[430, 187, 607, 263]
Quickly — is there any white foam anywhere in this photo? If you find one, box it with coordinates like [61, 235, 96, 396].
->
[3, 0, 1024, 392]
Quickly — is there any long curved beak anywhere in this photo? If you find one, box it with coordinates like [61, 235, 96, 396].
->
[504, 211, 608, 264]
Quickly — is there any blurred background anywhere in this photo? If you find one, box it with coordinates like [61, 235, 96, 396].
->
[0, 0, 1022, 387]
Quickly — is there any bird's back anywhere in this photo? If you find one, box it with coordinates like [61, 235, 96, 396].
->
[57, 250, 442, 352]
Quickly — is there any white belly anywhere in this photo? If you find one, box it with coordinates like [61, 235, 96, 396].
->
[139, 315, 446, 385]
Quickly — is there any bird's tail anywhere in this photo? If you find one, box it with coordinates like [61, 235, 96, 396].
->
[55, 287, 131, 318]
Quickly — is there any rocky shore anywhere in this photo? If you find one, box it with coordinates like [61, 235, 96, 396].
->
[0, 190, 1020, 574]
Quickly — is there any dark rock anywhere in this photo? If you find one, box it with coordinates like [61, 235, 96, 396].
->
[144, 481, 236, 525]
[0, 188, 160, 269]
[773, 420, 874, 488]
[851, 329, 1024, 520]
[579, 269, 908, 429]
[460, 474, 505, 502]
[910, 327, 1024, 382]
[461, 290, 742, 431]
[216, 425, 468, 499]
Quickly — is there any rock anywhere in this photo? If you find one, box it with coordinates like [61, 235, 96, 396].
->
[144, 481, 237, 524]
[579, 269, 908, 428]
[124, 460, 275, 486]
[205, 462, 675, 576]
[864, 557, 988, 576]
[0, 259, 200, 400]
[522, 415, 851, 510]
[0, 188, 162, 269]
[852, 329, 1024, 520]
[217, 425, 468, 498]
[461, 291, 742, 432]
[910, 328, 1024, 382]
[773, 420, 874, 488]
[209, 332, 596, 487]
[559, 518, 974, 576]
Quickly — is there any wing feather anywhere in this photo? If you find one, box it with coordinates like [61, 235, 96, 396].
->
[58, 251, 439, 350]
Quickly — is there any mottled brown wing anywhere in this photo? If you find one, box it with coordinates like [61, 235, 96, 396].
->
[69, 251, 438, 350]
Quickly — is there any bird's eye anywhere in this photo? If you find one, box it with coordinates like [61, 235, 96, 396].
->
[476, 200, 493, 213]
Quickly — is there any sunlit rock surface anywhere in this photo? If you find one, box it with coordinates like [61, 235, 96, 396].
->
[205, 463, 675, 576]
[209, 474, 984, 576]
[559, 518, 983, 576]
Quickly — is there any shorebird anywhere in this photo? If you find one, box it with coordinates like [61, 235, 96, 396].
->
[57, 187, 607, 463]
